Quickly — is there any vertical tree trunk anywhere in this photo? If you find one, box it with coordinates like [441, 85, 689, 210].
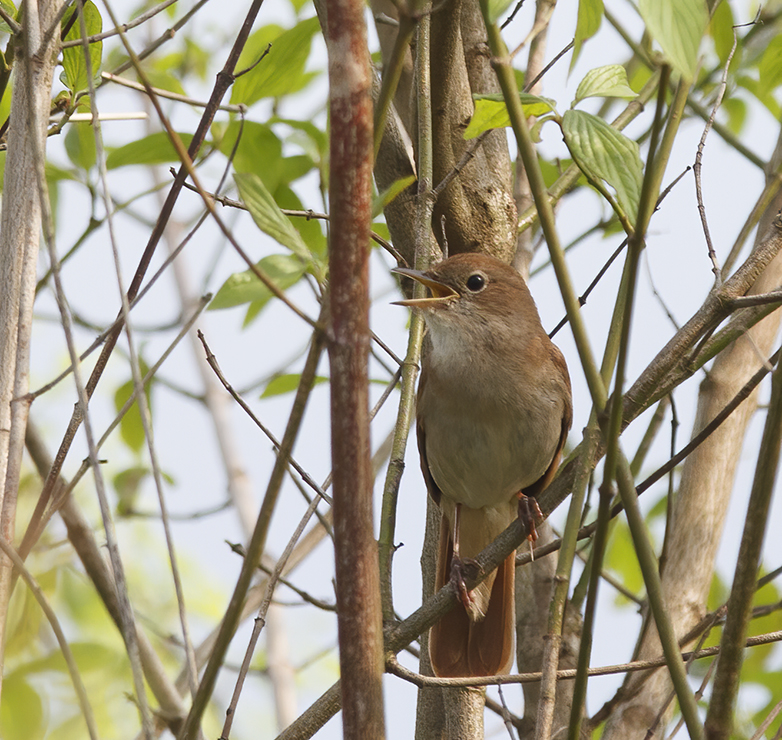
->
[324, 1, 386, 737]
[0, 0, 62, 696]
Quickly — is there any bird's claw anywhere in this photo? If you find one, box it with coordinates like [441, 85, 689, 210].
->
[450, 556, 481, 610]
[517, 492, 542, 544]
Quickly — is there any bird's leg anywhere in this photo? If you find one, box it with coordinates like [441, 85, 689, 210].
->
[449, 503, 480, 610]
[517, 492, 542, 544]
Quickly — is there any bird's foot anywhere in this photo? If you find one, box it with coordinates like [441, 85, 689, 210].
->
[517, 492, 542, 544]
[450, 556, 482, 611]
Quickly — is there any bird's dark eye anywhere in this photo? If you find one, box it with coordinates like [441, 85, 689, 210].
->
[466, 273, 486, 292]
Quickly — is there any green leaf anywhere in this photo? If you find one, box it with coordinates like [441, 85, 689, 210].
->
[235, 172, 311, 261]
[573, 65, 637, 106]
[106, 131, 194, 169]
[638, 0, 708, 80]
[373, 175, 416, 218]
[113, 466, 149, 515]
[709, 0, 736, 68]
[572, 0, 603, 70]
[487, 0, 514, 23]
[466, 94, 558, 139]
[61, 1, 103, 94]
[0, 0, 17, 34]
[562, 109, 643, 223]
[213, 120, 283, 186]
[113, 362, 152, 455]
[605, 522, 644, 604]
[209, 253, 307, 311]
[262, 373, 329, 398]
[64, 122, 96, 171]
[722, 97, 747, 135]
[758, 36, 782, 97]
[273, 184, 327, 259]
[737, 74, 781, 120]
[143, 68, 187, 96]
[0, 674, 44, 740]
[231, 17, 320, 106]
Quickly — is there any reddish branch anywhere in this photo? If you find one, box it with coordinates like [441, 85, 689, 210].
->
[323, 0, 386, 738]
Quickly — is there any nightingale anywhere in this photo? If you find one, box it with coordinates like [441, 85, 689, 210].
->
[393, 253, 572, 678]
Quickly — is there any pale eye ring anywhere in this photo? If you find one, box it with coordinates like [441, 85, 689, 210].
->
[466, 273, 486, 292]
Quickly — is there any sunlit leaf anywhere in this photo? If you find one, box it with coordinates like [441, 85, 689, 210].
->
[61, 1, 103, 94]
[209, 253, 307, 311]
[709, 0, 737, 68]
[373, 175, 416, 218]
[562, 109, 643, 223]
[572, 0, 603, 70]
[466, 94, 558, 139]
[758, 36, 782, 97]
[0, 674, 44, 740]
[0, 0, 17, 34]
[638, 0, 708, 80]
[487, 0, 514, 23]
[64, 122, 96, 171]
[235, 172, 311, 261]
[605, 522, 644, 604]
[573, 65, 637, 106]
[106, 131, 194, 169]
[113, 362, 152, 455]
[262, 373, 329, 398]
[231, 17, 320, 105]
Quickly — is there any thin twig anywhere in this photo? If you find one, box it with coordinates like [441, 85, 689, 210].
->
[78, 0, 199, 697]
[60, 0, 178, 46]
[197, 330, 333, 506]
[101, 72, 244, 112]
[385, 629, 782, 688]
[220, 495, 322, 738]
[693, 29, 738, 284]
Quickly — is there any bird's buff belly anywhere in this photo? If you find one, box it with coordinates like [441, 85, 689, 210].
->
[424, 416, 553, 509]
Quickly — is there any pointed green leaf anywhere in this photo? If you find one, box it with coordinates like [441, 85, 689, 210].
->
[572, 0, 603, 70]
[574, 65, 637, 106]
[709, 0, 736, 68]
[231, 17, 319, 105]
[373, 175, 416, 218]
[209, 253, 307, 311]
[113, 360, 152, 455]
[235, 172, 311, 261]
[638, 0, 708, 80]
[106, 131, 194, 169]
[61, 1, 103, 94]
[213, 121, 284, 187]
[466, 94, 558, 139]
[0, 675, 44, 740]
[262, 374, 329, 398]
[64, 122, 96, 171]
[759, 36, 782, 97]
[562, 109, 643, 223]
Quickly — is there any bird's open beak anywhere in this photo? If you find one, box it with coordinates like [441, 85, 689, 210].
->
[391, 266, 458, 308]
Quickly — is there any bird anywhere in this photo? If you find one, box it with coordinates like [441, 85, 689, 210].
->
[393, 252, 572, 677]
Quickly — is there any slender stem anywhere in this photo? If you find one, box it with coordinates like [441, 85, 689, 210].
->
[179, 306, 328, 740]
[704, 350, 782, 738]
[378, 5, 432, 623]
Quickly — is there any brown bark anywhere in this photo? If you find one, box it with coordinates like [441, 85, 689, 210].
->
[602, 140, 782, 739]
[0, 0, 63, 699]
[324, 1, 386, 737]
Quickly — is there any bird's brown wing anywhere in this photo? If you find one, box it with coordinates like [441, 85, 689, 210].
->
[522, 344, 572, 499]
[420, 367, 516, 677]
